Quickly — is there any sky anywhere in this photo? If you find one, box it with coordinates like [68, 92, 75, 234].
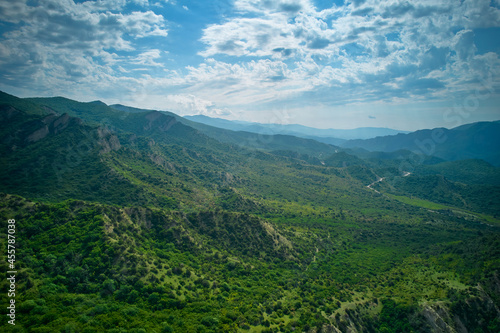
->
[0, 0, 499, 130]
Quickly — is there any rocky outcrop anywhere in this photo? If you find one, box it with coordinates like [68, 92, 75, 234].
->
[317, 325, 343, 333]
[24, 113, 82, 143]
[97, 127, 121, 154]
[421, 304, 456, 332]
[26, 125, 50, 142]
[144, 111, 177, 132]
[52, 113, 71, 133]
[0, 104, 21, 120]
[148, 153, 176, 171]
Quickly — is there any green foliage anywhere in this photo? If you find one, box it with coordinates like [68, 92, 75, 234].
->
[388, 174, 500, 217]
[0, 92, 499, 333]
[377, 299, 414, 333]
[414, 159, 500, 186]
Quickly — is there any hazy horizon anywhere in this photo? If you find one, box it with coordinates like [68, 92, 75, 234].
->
[0, 0, 499, 131]
[184, 111, 500, 132]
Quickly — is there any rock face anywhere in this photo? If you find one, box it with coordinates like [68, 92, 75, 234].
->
[26, 125, 50, 142]
[187, 210, 295, 259]
[1, 108, 121, 157]
[316, 287, 500, 333]
[51, 113, 72, 133]
[0, 105, 21, 120]
[421, 304, 456, 332]
[24, 113, 83, 143]
[144, 111, 177, 132]
[0, 111, 82, 145]
[97, 127, 121, 154]
[419, 290, 500, 333]
[148, 153, 176, 171]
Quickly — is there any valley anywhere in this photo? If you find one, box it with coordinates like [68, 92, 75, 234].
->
[0, 91, 499, 332]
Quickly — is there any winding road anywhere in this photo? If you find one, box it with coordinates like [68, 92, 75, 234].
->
[366, 172, 411, 193]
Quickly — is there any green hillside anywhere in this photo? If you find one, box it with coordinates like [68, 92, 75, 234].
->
[25, 97, 339, 157]
[413, 159, 500, 186]
[0, 91, 499, 332]
[341, 122, 500, 166]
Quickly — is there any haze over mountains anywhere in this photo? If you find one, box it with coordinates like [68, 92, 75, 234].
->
[183, 114, 410, 142]
[341, 121, 500, 166]
[111, 102, 500, 167]
[1, 90, 500, 332]
[183, 114, 500, 167]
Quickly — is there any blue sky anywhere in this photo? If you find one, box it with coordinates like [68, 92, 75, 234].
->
[0, 0, 499, 130]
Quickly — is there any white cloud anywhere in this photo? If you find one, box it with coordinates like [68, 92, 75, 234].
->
[131, 49, 165, 67]
[453, 30, 476, 61]
[0, 0, 499, 129]
[200, 17, 295, 58]
[0, 0, 169, 96]
[196, 0, 500, 109]
[0, 0, 30, 23]
[235, 0, 316, 15]
[165, 94, 213, 114]
[118, 11, 168, 38]
[1, 1, 168, 53]
[148, 94, 233, 117]
[457, 0, 500, 28]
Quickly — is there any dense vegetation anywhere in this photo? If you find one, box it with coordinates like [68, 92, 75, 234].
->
[0, 91, 499, 332]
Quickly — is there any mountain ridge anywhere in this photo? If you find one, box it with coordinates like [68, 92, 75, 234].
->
[183, 114, 410, 141]
[341, 120, 500, 166]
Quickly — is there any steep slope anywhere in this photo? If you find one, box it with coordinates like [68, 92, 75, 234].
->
[0, 104, 158, 206]
[0, 91, 50, 116]
[0, 92, 372, 210]
[383, 174, 500, 217]
[17, 97, 342, 157]
[1, 192, 499, 332]
[111, 103, 342, 157]
[26, 96, 219, 149]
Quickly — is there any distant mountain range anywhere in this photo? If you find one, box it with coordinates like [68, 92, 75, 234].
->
[340, 121, 500, 166]
[178, 113, 500, 167]
[182, 114, 500, 166]
[184, 114, 410, 143]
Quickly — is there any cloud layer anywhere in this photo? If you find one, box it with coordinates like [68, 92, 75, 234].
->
[0, 0, 499, 129]
[0, 0, 168, 95]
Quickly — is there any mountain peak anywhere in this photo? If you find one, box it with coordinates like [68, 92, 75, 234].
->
[89, 100, 107, 106]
